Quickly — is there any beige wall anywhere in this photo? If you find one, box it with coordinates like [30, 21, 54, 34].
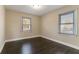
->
[0, 5, 5, 52]
[5, 5, 79, 49]
[5, 10, 41, 40]
[41, 6, 79, 47]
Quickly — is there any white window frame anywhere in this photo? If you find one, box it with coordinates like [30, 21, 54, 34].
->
[59, 11, 76, 35]
[22, 17, 32, 32]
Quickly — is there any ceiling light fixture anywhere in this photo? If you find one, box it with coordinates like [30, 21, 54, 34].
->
[31, 5, 42, 10]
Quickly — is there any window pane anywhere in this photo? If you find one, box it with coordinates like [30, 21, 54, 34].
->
[22, 17, 31, 31]
[23, 18, 30, 24]
[60, 24, 73, 34]
[23, 24, 30, 31]
[60, 12, 73, 23]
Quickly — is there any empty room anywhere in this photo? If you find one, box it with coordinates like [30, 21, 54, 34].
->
[0, 5, 79, 54]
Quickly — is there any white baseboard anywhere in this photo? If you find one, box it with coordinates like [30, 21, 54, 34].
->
[5, 35, 41, 42]
[0, 41, 5, 53]
[5, 35, 79, 51]
[41, 35, 79, 50]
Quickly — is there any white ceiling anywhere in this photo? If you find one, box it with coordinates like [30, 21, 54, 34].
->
[5, 5, 64, 16]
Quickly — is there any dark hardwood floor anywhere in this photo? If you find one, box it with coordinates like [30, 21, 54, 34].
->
[1, 37, 79, 54]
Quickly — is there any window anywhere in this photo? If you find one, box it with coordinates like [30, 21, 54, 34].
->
[59, 11, 75, 35]
[22, 17, 31, 32]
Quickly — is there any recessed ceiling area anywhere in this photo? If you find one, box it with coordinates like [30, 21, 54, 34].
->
[5, 5, 64, 16]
